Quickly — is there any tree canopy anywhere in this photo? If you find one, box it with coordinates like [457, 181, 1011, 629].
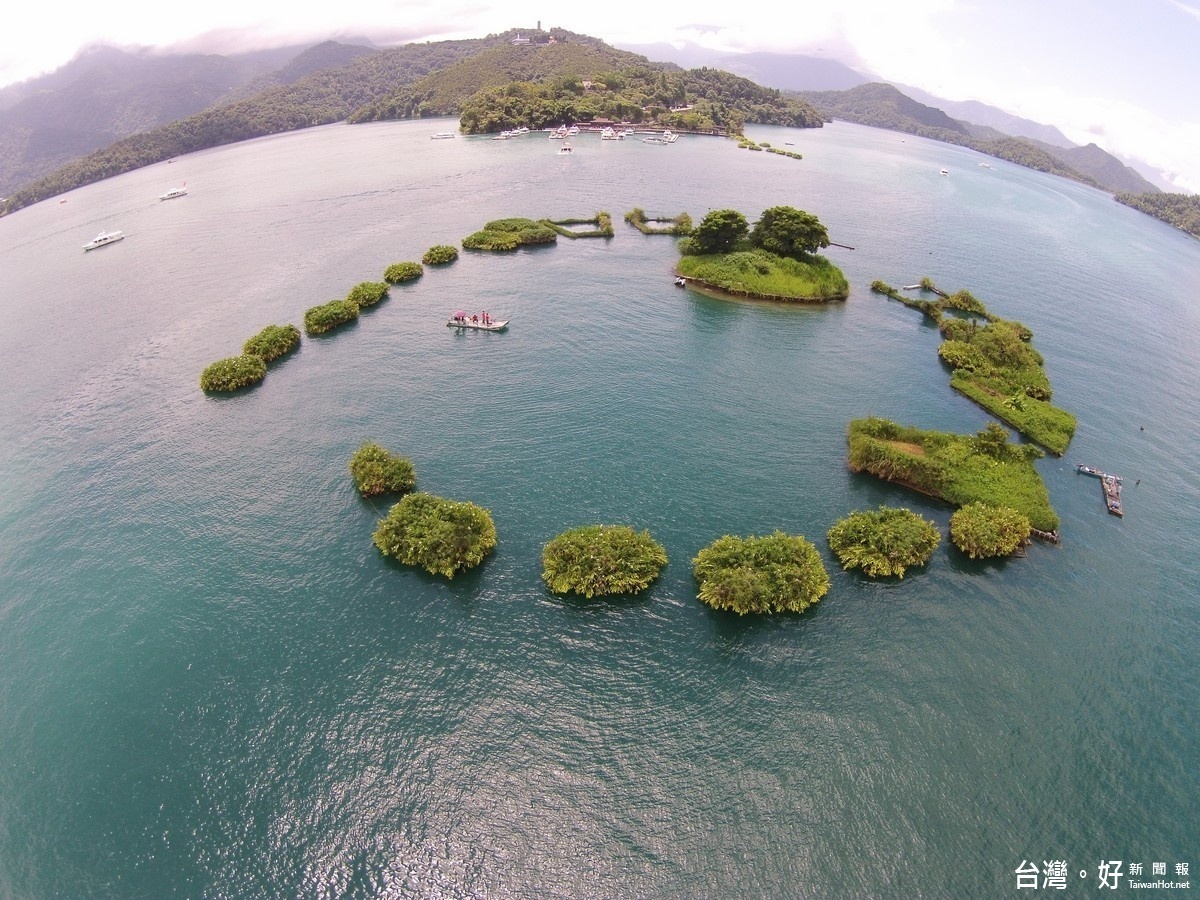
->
[690, 209, 749, 254]
[750, 206, 830, 259]
[349, 442, 416, 498]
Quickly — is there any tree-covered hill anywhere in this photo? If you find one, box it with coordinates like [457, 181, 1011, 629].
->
[0, 36, 506, 214]
[453, 63, 824, 135]
[348, 40, 654, 122]
[799, 83, 1102, 189]
[1114, 192, 1200, 239]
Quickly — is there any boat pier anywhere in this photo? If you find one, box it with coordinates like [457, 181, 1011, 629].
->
[1077, 465, 1124, 517]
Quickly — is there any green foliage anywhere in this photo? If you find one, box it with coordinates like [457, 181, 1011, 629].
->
[827, 506, 940, 578]
[372, 492, 497, 578]
[462, 217, 558, 251]
[692, 531, 830, 615]
[541, 525, 668, 597]
[303, 299, 360, 335]
[384, 262, 424, 283]
[1115, 192, 1200, 239]
[676, 249, 849, 301]
[847, 417, 1059, 532]
[749, 206, 830, 259]
[691, 209, 749, 253]
[880, 278, 1075, 454]
[624, 208, 692, 235]
[241, 324, 300, 363]
[348, 442, 416, 498]
[949, 502, 1031, 558]
[422, 245, 459, 265]
[543, 212, 614, 238]
[199, 354, 267, 392]
[347, 281, 390, 307]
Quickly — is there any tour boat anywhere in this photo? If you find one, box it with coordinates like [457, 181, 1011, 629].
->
[557, 143, 573, 155]
[430, 132, 456, 139]
[566, 125, 580, 135]
[82, 230, 125, 251]
[448, 312, 508, 331]
[158, 186, 187, 200]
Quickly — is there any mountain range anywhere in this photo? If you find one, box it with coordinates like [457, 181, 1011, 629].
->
[0, 30, 1169, 208]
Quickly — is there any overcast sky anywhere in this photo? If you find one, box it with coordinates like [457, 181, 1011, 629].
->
[3, 0, 1197, 192]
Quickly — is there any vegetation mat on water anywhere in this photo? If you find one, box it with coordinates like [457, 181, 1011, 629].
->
[692, 531, 830, 615]
[847, 417, 1059, 533]
[541, 525, 668, 598]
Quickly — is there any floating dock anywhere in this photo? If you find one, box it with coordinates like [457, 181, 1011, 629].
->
[1077, 465, 1123, 517]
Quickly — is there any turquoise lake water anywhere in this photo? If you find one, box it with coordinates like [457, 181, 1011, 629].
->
[1, 118, 1197, 897]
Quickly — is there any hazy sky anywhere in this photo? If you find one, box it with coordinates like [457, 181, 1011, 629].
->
[3, 0, 1197, 191]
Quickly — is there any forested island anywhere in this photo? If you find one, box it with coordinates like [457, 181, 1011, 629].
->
[676, 206, 849, 302]
[1114, 192, 1200, 239]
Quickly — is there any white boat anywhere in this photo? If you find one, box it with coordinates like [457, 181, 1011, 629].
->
[557, 143, 573, 155]
[566, 125, 580, 135]
[448, 313, 508, 331]
[514, 126, 530, 134]
[663, 129, 678, 143]
[82, 230, 124, 251]
[158, 186, 187, 200]
[940, 168, 950, 176]
[549, 126, 568, 140]
[600, 126, 623, 141]
[493, 130, 514, 140]
[431, 132, 456, 140]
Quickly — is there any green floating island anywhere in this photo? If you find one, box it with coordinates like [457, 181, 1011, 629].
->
[241, 323, 301, 363]
[949, 502, 1032, 559]
[676, 207, 849, 302]
[541, 525, 668, 598]
[827, 506, 940, 578]
[462, 217, 558, 251]
[692, 531, 830, 615]
[372, 492, 496, 578]
[303, 298, 360, 336]
[422, 245, 459, 265]
[847, 417, 1059, 535]
[348, 442, 416, 498]
[384, 262, 424, 283]
[199, 354, 267, 392]
[624, 208, 693, 235]
[871, 279, 1076, 454]
[347, 281, 389, 308]
[543, 212, 614, 239]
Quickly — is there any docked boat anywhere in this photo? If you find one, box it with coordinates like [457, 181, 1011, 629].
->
[566, 125, 580, 135]
[549, 126, 569, 139]
[1077, 464, 1124, 517]
[158, 186, 187, 200]
[600, 126, 623, 141]
[557, 143, 573, 155]
[82, 230, 124, 251]
[514, 126, 530, 134]
[674, 277, 687, 287]
[448, 312, 508, 331]
[431, 132, 456, 139]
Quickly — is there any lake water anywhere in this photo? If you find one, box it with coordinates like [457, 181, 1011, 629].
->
[1, 118, 1197, 898]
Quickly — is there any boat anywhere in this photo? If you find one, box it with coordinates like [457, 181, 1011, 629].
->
[566, 125, 580, 135]
[674, 277, 687, 287]
[600, 126, 622, 141]
[431, 132, 456, 140]
[1077, 464, 1124, 517]
[549, 126, 568, 140]
[557, 143, 573, 155]
[448, 312, 508, 331]
[158, 186, 187, 200]
[940, 168, 950, 176]
[82, 230, 124, 251]
[514, 126, 530, 134]
[663, 129, 678, 143]
[493, 130, 514, 140]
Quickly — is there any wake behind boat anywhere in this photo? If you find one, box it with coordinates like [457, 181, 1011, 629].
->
[82, 230, 124, 251]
